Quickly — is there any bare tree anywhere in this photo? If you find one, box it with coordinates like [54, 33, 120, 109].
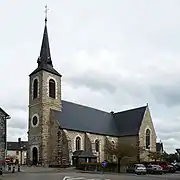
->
[104, 139, 139, 172]
[148, 151, 162, 162]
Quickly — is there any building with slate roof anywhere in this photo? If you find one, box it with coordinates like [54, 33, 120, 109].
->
[156, 141, 164, 154]
[0, 107, 10, 163]
[27, 15, 157, 166]
[7, 138, 28, 165]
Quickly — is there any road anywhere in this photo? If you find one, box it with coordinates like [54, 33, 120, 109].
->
[0, 167, 180, 180]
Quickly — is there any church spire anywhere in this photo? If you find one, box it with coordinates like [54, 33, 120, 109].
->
[30, 6, 61, 77]
[37, 5, 53, 67]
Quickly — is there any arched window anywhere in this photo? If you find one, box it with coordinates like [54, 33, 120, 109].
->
[95, 139, 100, 152]
[33, 79, 38, 99]
[146, 129, 151, 149]
[75, 137, 81, 151]
[49, 79, 56, 98]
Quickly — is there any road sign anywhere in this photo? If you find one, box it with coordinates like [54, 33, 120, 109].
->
[101, 161, 107, 167]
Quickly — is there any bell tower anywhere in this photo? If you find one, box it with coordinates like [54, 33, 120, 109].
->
[28, 6, 62, 166]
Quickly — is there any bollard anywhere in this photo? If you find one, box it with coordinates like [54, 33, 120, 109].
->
[18, 165, 20, 172]
[12, 166, 15, 173]
[0, 167, 2, 175]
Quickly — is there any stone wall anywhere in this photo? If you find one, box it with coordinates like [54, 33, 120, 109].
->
[139, 106, 157, 161]
[0, 114, 6, 162]
[28, 70, 61, 165]
[59, 130, 118, 163]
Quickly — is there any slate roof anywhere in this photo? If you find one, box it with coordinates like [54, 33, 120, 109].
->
[113, 106, 147, 136]
[7, 141, 28, 151]
[52, 100, 147, 137]
[30, 19, 61, 77]
[0, 107, 10, 118]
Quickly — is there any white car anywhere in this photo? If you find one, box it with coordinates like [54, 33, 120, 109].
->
[126, 164, 146, 174]
[134, 164, 147, 174]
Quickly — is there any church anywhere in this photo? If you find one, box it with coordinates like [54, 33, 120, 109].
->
[27, 17, 157, 166]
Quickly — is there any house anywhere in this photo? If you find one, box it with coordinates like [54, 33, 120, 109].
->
[156, 142, 164, 154]
[7, 138, 28, 165]
[0, 107, 10, 163]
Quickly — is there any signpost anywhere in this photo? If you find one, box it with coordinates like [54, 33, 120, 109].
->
[101, 161, 107, 168]
[101, 161, 107, 174]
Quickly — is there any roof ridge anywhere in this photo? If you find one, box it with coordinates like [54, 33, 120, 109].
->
[61, 100, 110, 114]
[115, 105, 147, 114]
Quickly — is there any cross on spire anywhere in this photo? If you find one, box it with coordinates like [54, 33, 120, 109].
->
[45, 5, 49, 23]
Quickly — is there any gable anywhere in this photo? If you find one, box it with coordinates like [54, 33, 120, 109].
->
[52, 100, 147, 136]
[0, 107, 9, 118]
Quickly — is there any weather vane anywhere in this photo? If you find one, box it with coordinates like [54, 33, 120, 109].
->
[45, 5, 49, 21]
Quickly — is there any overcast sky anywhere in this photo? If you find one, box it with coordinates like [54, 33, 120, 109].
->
[1, 0, 180, 153]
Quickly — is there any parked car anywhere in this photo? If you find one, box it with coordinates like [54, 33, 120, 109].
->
[126, 164, 146, 175]
[168, 165, 176, 173]
[146, 164, 163, 174]
[158, 162, 169, 173]
[172, 163, 180, 171]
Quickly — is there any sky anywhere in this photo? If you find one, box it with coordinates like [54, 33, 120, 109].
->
[0, 0, 180, 153]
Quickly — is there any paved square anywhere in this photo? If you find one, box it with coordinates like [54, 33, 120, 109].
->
[0, 168, 180, 180]
[0, 172, 180, 180]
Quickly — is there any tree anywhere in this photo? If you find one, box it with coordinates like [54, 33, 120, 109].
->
[160, 151, 170, 162]
[104, 139, 139, 172]
[148, 151, 161, 162]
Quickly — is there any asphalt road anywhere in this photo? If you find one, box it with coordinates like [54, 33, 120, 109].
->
[0, 169, 180, 180]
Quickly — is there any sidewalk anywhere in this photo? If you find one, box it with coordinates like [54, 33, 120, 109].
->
[21, 166, 59, 173]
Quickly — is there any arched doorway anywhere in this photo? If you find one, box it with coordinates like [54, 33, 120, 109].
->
[32, 147, 38, 165]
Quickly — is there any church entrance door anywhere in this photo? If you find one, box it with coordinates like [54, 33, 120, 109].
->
[32, 147, 38, 165]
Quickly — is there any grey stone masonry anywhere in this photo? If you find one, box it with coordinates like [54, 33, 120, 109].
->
[0, 111, 7, 163]
[28, 70, 61, 166]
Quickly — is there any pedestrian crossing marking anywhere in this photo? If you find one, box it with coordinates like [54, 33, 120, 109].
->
[63, 176, 110, 180]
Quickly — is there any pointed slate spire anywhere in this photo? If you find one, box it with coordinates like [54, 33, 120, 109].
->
[30, 6, 61, 77]
[37, 16, 53, 67]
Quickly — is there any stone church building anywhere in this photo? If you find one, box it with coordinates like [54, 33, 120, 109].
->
[27, 18, 157, 166]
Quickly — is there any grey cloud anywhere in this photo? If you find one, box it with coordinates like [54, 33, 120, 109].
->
[151, 84, 180, 107]
[65, 72, 117, 93]
[8, 117, 27, 130]
[154, 118, 180, 134]
[7, 127, 27, 141]
[158, 132, 180, 141]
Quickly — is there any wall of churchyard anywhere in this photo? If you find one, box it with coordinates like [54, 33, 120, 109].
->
[139, 106, 157, 161]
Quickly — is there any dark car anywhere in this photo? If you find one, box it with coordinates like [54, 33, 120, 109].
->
[146, 164, 163, 174]
[126, 164, 146, 175]
[172, 163, 180, 171]
[168, 165, 176, 173]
